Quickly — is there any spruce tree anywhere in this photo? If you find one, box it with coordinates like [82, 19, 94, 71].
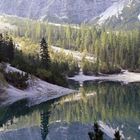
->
[40, 38, 50, 69]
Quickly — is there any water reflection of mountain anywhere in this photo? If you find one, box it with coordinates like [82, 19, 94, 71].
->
[0, 122, 112, 140]
[0, 126, 42, 140]
[0, 82, 140, 140]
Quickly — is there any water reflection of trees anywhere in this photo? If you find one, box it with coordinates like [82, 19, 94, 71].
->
[50, 82, 140, 123]
[49, 82, 140, 139]
[0, 100, 53, 138]
[40, 109, 50, 140]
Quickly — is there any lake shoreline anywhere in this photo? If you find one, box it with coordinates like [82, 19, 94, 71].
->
[0, 81, 75, 108]
[2, 65, 140, 108]
[69, 70, 140, 84]
[0, 64, 75, 107]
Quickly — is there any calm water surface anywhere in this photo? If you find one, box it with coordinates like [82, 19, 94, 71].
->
[0, 81, 140, 140]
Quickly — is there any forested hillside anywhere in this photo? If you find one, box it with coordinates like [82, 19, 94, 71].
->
[4, 16, 140, 74]
[0, 33, 79, 89]
[1, 15, 140, 77]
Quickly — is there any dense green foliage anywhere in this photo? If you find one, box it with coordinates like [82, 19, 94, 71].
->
[0, 34, 29, 89]
[0, 33, 14, 63]
[0, 34, 79, 87]
[50, 50, 79, 76]
[4, 72, 28, 89]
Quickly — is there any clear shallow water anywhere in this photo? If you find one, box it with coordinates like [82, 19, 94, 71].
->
[0, 81, 140, 140]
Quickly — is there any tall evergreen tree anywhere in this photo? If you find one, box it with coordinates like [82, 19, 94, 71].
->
[40, 38, 50, 69]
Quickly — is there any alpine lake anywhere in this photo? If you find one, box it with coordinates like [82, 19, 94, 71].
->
[0, 80, 140, 140]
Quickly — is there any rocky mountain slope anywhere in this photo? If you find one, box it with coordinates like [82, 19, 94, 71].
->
[0, 0, 139, 28]
[0, 0, 119, 24]
[93, 0, 140, 29]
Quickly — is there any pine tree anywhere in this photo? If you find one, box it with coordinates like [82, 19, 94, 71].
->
[40, 38, 50, 69]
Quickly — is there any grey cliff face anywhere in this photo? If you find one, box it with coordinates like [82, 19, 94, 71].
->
[0, 0, 119, 23]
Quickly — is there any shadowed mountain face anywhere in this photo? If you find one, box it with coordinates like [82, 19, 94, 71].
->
[0, 0, 118, 24]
